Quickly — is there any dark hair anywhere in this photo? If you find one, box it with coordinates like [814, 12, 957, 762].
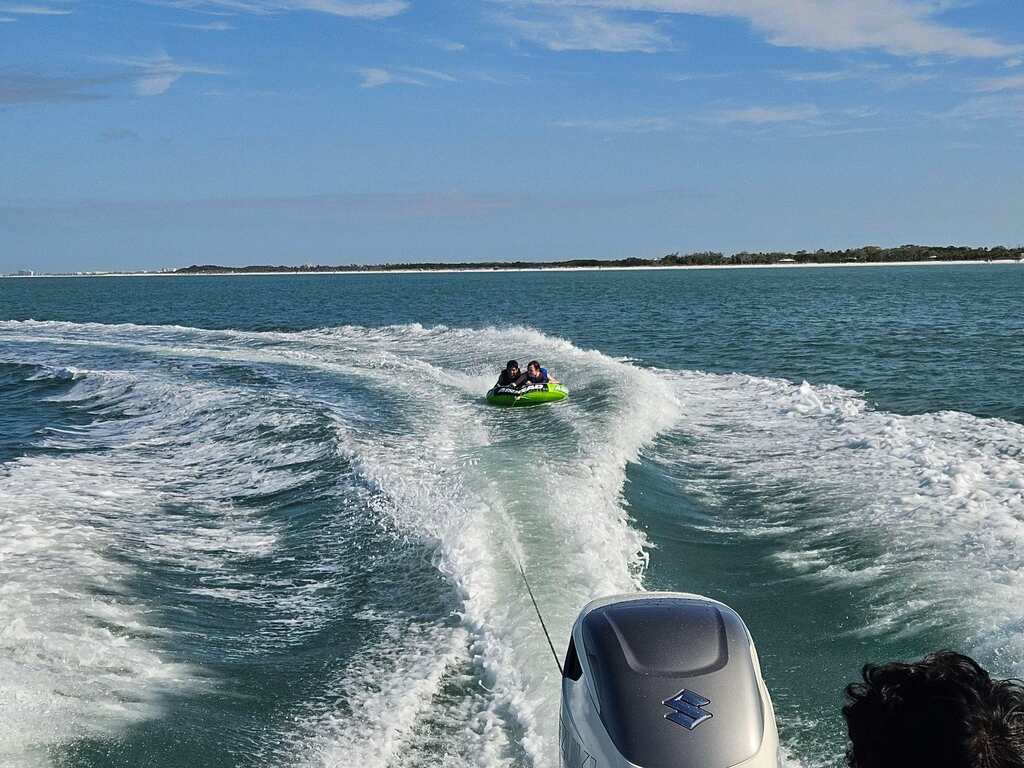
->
[527, 360, 540, 370]
[843, 651, 1024, 768]
[506, 360, 519, 370]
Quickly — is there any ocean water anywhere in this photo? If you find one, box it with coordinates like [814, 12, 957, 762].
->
[1, 265, 1022, 768]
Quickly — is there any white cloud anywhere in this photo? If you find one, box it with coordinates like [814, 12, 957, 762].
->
[0, 15, 16, 20]
[111, 54, 224, 96]
[974, 74, 1024, 93]
[406, 66, 457, 82]
[778, 69, 857, 82]
[508, 0, 1019, 58]
[840, 106, 879, 120]
[172, 20, 235, 29]
[500, 9, 669, 52]
[146, 0, 408, 19]
[668, 72, 727, 81]
[0, 3, 71, 14]
[464, 69, 529, 85]
[1006, 58, 1023, 69]
[358, 67, 425, 87]
[710, 104, 821, 124]
[138, 73, 179, 95]
[944, 93, 1024, 121]
[706, 101, 882, 136]
[425, 38, 468, 52]
[776, 65, 935, 90]
[357, 66, 457, 88]
[554, 115, 674, 131]
[289, 0, 407, 17]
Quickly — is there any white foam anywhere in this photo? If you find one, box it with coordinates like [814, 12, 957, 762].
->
[665, 371, 1024, 676]
[0, 349, 340, 763]
[20, 318, 687, 765]
[25, 364, 83, 381]
[307, 324, 682, 766]
[0, 449, 197, 766]
[275, 623, 510, 768]
[16, 318, 1020, 767]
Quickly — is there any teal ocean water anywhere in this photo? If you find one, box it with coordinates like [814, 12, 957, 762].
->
[2, 265, 1023, 768]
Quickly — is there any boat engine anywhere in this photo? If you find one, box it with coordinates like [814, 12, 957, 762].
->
[559, 592, 779, 768]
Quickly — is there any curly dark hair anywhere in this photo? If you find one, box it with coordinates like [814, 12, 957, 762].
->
[843, 651, 1024, 768]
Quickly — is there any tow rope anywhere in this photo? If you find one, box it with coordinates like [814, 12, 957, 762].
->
[515, 557, 563, 677]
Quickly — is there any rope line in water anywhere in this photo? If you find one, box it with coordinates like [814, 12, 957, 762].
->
[516, 558, 563, 677]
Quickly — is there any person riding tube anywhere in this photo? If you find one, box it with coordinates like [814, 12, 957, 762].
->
[496, 360, 528, 390]
[525, 360, 558, 385]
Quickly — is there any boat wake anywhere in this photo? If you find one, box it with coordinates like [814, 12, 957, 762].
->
[662, 372, 1024, 672]
[0, 320, 1021, 768]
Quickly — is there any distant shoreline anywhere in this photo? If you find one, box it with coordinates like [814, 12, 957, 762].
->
[4, 258, 1024, 279]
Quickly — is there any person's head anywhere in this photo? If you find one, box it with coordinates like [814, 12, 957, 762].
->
[843, 651, 1024, 768]
[527, 360, 541, 375]
[506, 360, 520, 375]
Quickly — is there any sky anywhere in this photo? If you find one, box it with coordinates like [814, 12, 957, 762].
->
[1, 0, 1023, 271]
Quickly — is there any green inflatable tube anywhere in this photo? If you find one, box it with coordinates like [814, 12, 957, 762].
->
[486, 382, 569, 407]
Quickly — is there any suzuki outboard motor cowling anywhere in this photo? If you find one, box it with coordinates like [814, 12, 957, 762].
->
[559, 593, 779, 768]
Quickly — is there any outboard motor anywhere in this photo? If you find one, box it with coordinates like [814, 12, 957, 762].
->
[559, 592, 779, 768]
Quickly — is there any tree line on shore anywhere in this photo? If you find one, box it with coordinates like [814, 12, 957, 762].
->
[175, 244, 1024, 274]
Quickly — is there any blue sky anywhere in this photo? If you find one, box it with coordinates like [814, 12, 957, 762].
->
[1, 0, 1023, 271]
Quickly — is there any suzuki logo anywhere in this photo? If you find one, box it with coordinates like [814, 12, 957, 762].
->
[663, 689, 713, 730]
